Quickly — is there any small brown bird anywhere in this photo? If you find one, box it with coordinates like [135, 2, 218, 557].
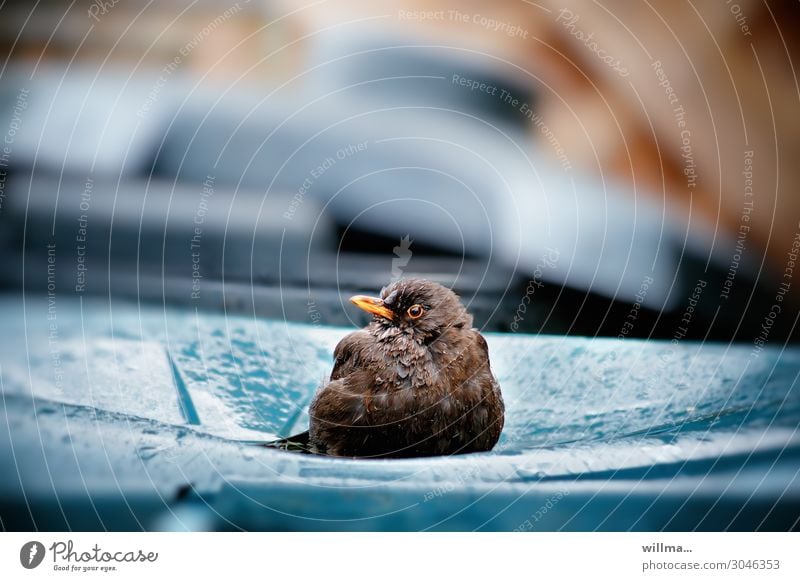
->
[286, 278, 504, 458]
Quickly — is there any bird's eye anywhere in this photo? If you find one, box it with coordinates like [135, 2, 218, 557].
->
[407, 304, 424, 319]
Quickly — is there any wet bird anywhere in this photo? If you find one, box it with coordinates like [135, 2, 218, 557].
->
[278, 278, 504, 458]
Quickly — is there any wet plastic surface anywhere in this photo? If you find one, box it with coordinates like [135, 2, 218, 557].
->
[1, 294, 798, 531]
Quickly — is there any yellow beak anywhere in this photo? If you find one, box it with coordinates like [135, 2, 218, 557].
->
[350, 295, 394, 321]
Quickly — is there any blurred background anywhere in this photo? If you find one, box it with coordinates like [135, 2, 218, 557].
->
[0, 0, 797, 340]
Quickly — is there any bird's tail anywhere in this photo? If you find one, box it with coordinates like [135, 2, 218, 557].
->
[263, 430, 314, 453]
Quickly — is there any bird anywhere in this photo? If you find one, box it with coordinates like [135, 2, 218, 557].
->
[276, 278, 504, 458]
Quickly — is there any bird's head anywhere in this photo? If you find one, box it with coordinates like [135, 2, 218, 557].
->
[350, 278, 472, 339]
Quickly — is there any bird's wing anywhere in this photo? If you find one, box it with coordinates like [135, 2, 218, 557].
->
[469, 329, 503, 401]
[330, 330, 372, 380]
[470, 329, 491, 363]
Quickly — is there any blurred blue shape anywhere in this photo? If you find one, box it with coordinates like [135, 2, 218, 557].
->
[0, 294, 797, 530]
[1, 55, 724, 311]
